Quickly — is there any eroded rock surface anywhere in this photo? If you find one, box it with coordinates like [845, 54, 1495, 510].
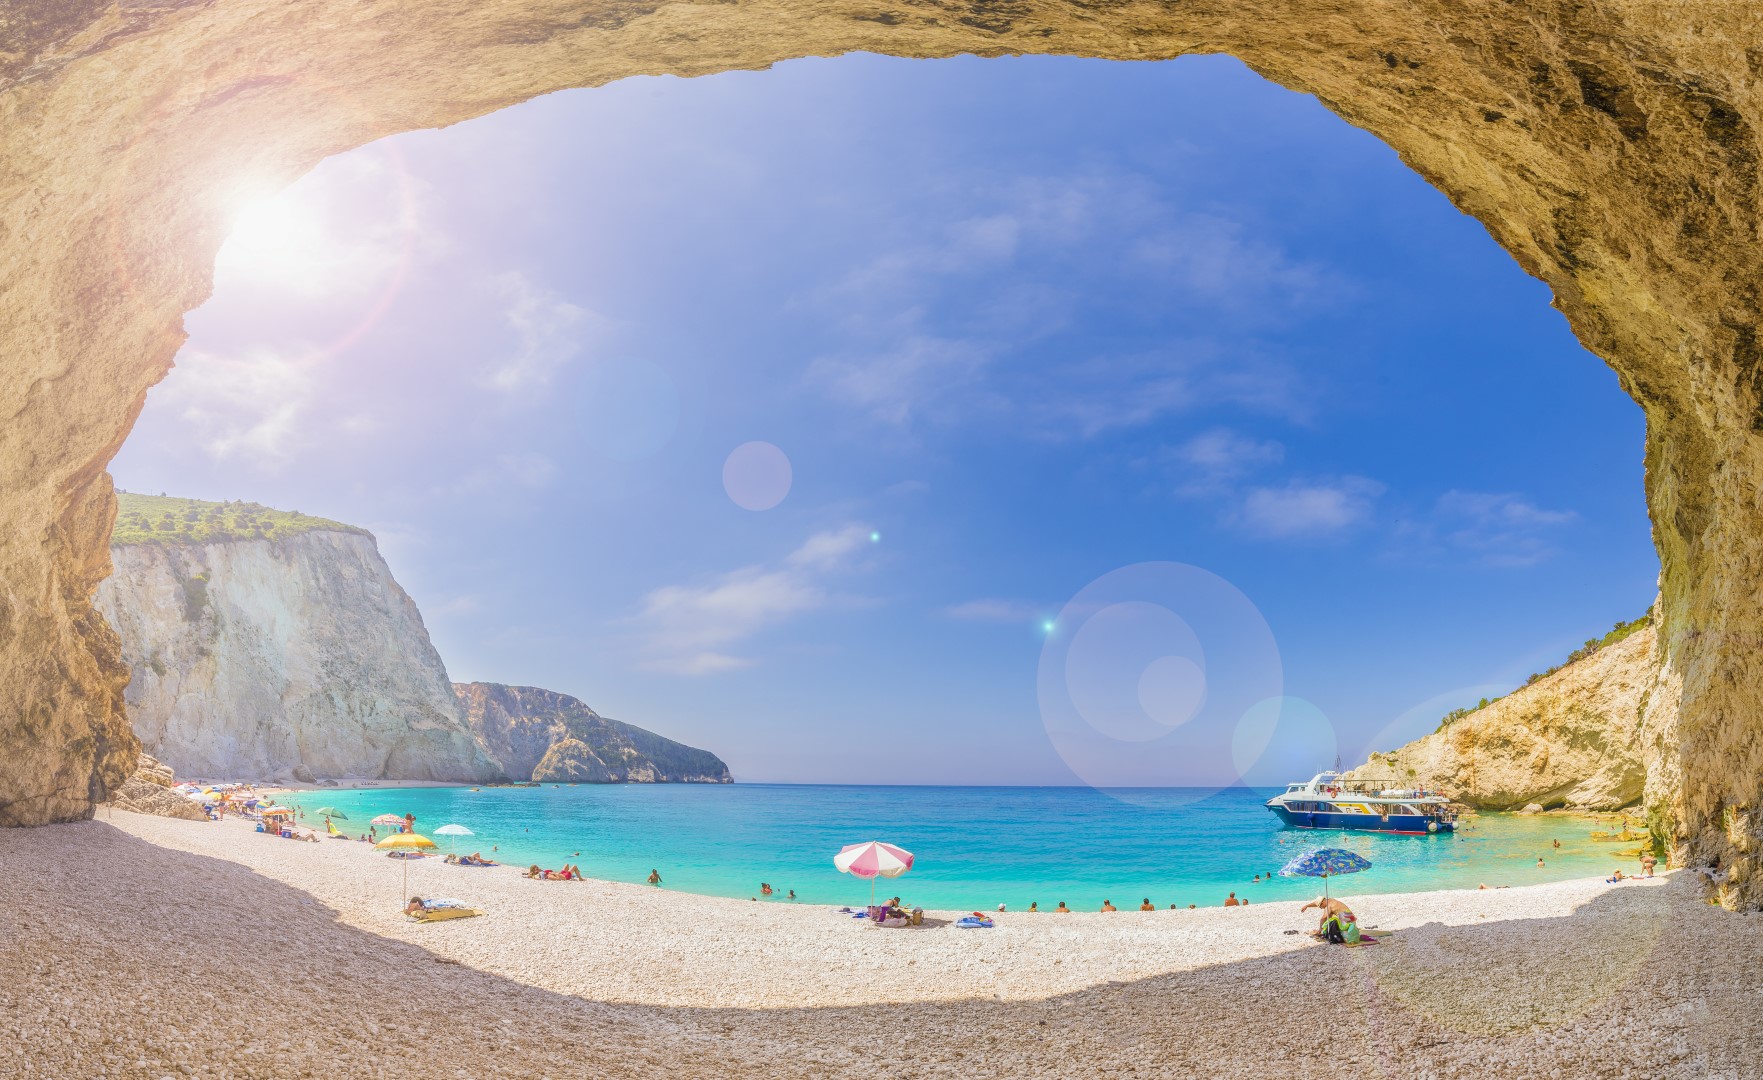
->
[1348, 627, 1667, 811]
[109, 753, 206, 821]
[2, 1, 1761, 901]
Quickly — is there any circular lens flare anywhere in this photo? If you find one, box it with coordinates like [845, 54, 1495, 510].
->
[722, 441, 792, 510]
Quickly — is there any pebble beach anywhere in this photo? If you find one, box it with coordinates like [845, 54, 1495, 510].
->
[3, 809, 1760, 1078]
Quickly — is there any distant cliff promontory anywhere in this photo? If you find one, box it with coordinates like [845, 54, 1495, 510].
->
[1346, 615, 1663, 811]
[99, 493, 728, 787]
[456, 682, 731, 783]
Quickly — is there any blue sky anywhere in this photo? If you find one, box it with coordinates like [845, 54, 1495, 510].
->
[113, 54, 1659, 786]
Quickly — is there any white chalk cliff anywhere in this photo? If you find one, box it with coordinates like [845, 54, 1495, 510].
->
[95, 524, 502, 783]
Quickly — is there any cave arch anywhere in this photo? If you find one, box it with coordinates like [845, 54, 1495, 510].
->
[2, 1, 1758, 902]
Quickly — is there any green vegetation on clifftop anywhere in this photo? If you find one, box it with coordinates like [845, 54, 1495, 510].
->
[1431, 612, 1653, 735]
[113, 492, 367, 546]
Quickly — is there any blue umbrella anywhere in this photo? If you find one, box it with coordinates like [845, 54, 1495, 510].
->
[1279, 848, 1372, 896]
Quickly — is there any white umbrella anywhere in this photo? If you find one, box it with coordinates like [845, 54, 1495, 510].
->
[834, 841, 915, 910]
[434, 823, 473, 854]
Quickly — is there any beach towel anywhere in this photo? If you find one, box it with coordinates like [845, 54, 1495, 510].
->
[955, 916, 994, 929]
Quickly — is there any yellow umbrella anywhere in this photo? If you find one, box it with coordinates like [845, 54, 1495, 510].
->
[375, 832, 437, 902]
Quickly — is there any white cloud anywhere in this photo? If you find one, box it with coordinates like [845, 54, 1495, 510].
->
[154, 345, 318, 465]
[943, 598, 1043, 622]
[1238, 477, 1385, 539]
[631, 524, 874, 676]
[485, 272, 602, 393]
[787, 524, 873, 571]
[806, 336, 992, 426]
[1158, 428, 1287, 498]
[1428, 491, 1577, 567]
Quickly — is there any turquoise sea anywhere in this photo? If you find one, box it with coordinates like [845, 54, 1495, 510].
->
[278, 784, 1641, 911]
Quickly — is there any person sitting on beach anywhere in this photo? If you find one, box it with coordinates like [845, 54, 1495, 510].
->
[1054, 902, 1070, 914]
[1027, 901, 1038, 913]
[1140, 898, 1155, 911]
[1300, 897, 1356, 943]
[647, 869, 662, 885]
[1224, 892, 1241, 907]
[1101, 899, 1116, 912]
[1187, 904, 1196, 910]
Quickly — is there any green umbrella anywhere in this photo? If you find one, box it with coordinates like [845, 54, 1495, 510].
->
[313, 806, 347, 820]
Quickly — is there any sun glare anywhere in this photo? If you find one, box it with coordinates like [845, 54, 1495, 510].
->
[217, 194, 335, 289]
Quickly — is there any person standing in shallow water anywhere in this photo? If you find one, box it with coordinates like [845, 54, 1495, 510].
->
[647, 869, 662, 885]
[404, 812, 415, 835]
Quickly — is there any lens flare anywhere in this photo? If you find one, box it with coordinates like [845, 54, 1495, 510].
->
[722, 440, 792, 510]
[1037, 562, 1281, 801]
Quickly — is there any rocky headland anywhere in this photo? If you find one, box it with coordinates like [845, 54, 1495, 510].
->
[95, 493, 725, 788]
[1348, 618, 1664, 811]
[456, 682, 731, 784]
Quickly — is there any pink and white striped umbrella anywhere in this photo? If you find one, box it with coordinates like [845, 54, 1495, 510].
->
[834, 841, 914, 909]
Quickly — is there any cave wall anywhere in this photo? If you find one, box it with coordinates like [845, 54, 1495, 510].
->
[2, 0, 1759, 901]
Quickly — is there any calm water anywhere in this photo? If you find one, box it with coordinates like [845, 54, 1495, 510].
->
[278, 784, 1639, 910]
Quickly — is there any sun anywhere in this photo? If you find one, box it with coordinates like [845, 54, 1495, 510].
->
[216, 192, 336, 291]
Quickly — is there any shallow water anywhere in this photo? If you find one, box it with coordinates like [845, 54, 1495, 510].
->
[278, 784, 1643, 910]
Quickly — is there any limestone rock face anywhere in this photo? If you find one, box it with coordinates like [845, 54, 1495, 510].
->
[110, 754, 207, 821]
[531, 738, 616, 783]
[95, 530, 503, 784]
[457, 682, 731, 784]
[1347, 627, 1667, 811]
[3, 0, 1763, 901]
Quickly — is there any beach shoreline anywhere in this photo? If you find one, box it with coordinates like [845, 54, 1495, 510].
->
[4, 808, 1756, 1079]
[109, 808, 1668, 1009]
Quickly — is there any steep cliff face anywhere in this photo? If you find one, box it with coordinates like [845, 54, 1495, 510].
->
[456, 682, 730, 784]
[1347, 626, 1670, 811]
[96, 525, 503, 784]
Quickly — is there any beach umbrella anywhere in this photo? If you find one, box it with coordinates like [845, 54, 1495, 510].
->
[313, 806, 347, 821]
[375, 832, 437, 901]
[1278, 848, 1372, 897]
[370, 814, 405, 833]
[434, 823, 472, 853]
[834, 841, 915, 909]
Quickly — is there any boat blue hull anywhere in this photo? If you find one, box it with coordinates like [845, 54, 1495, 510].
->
[1268, 806, 1453, 834]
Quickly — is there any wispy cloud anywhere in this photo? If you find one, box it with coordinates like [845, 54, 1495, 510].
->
[154, 346, 319, 466]
[943, 598, 1044, 623]
[1237, 477, 1385, 539]
[442, 453, 559, 496]
[803, 169, 1331, 439]
[806, 336, 993, 426]
[485, 272, 603, 393]
[1161, 429, 1286, 495]
[631, 524, 874, 675]
[1418, 491, 1578, 567]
